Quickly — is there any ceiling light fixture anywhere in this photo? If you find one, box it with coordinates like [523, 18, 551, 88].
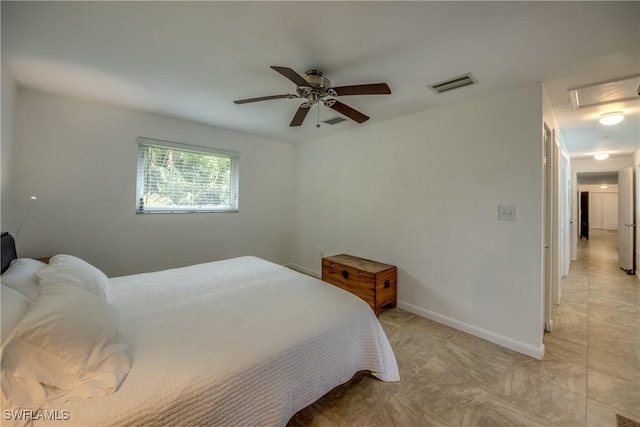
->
[599, 112, 624, 126]
[600, 185, 608, 189]
[594, 153, 610, 160]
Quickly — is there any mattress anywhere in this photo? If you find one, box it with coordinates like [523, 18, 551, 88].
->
[30, 256, 399, 426]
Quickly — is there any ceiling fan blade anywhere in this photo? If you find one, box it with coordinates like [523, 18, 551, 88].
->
[290, 105, 311, 127]
[234, 94, 296, 104]
[332, 83, 391, 96]
[271, 66, 309, 87]
[327, 100, 369, 123]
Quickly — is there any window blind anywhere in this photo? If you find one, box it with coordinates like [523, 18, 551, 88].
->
[136, 137, 239, 213]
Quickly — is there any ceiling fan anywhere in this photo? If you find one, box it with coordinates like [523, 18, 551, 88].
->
[234, 66, 391, 127]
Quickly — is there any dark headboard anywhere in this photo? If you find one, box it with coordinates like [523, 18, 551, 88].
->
[1, 232, 17, 274]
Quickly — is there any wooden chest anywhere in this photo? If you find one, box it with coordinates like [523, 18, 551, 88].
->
[322, 254, 397, 315]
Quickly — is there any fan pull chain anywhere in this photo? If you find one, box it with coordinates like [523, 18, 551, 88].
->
[316, 103, 321, 128]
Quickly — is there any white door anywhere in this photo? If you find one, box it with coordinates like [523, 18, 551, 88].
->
[571, 170, 578, 261]
[618, 167, 634, 273]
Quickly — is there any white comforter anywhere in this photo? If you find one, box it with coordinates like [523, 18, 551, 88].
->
[33, 256, 399, 426]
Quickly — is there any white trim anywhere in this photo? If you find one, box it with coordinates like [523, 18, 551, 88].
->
[397, 300, 545, 360]
[137, 136, 241, 158]
[285, 263, 321, 279]
[136, 206, 238, 214]
[285, 264, 545, 360]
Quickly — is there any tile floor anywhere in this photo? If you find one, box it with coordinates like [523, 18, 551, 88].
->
[289, 229, 640, 426]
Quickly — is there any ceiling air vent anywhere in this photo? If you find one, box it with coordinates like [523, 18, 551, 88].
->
[429, 73, 476, 94]
[322, 116, 347, 125]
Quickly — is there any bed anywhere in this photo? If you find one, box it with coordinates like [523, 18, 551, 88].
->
[0, 232, 399, 426]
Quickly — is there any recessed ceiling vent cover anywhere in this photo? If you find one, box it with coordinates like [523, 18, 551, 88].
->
[428, 73, 476, 94]
[322, 117, 347, 125]
[569, 75, 640, 109]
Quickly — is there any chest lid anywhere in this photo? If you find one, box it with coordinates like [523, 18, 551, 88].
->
[323, 254, 395, 274]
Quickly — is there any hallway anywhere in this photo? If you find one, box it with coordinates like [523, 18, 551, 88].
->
[552, 229, 640, 424]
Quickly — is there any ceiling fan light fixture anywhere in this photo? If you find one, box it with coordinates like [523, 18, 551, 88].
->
[594, 153, 610, 160]
[599, 112, 624, 126]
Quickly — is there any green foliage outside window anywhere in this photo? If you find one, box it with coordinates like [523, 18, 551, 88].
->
[137, 142, 238, 212]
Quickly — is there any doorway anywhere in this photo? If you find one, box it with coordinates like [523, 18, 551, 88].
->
[575, 170, 634, 272]
[580, 192, 589, 239]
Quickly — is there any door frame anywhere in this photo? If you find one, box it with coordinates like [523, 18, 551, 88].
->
[543, 123, 556, 332]
[618, 166, 635, 274]
[637, 165, 640, 280]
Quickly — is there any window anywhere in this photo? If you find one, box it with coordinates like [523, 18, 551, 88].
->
[136, 137, 239, 213]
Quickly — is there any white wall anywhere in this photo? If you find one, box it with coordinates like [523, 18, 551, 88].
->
[292, 85, 545, 358]
[1, 65, 18, 226]
[5, 89, 294, 276]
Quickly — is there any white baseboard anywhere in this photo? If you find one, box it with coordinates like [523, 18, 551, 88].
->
[397, 300, 545, 360]
[282, 265, 545, 360]
[285, 263, 321, 279]
[545, 319, 554, 333]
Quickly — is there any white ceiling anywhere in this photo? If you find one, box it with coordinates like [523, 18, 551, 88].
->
[2, 2, 639, 157]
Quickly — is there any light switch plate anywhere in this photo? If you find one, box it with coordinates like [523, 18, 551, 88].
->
[498, 205, 517, 221]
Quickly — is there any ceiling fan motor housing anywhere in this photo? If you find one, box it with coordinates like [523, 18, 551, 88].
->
[297, 70, 336, 103]
[304, 70, 331, 88]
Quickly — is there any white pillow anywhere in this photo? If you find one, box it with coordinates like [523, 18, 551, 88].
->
[0, 258, 47, 302]
[1, 282, 130, 407]
[36, 254, 109, 301]
[1, 285, 31, 345]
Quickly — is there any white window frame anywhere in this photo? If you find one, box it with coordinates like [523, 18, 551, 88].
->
[136, 137, 239, 214]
